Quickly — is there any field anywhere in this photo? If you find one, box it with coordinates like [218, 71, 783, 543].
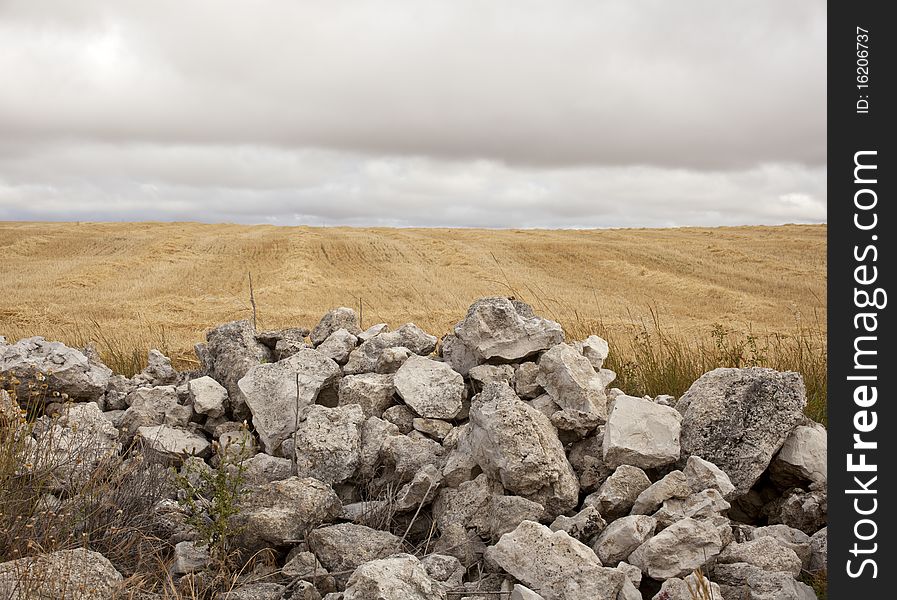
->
[0, 221, 827, 420]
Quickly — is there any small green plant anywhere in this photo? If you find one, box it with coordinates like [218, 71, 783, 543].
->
[173, 435, 249, 568]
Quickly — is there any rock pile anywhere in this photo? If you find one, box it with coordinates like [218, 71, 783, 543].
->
[0, 297, 827, 599]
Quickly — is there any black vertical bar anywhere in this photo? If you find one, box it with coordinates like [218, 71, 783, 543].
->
[828, 0, 895, 595]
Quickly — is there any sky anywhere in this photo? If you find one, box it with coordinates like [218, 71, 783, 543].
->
[0, 0, 826, 228]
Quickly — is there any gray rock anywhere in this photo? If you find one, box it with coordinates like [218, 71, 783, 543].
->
[584, 465, 651, 520]
[511, 584, 545, 600]
[628, 517, 723, 580]
[603, 395, 681, 470]
[718, 536, 803, 578]
[188, 375, 228, 418]
[770, 423, 827, 487]
[121, 385, 191, 436]
[453, 297, 564, 362]
[308, 523, 402, 587]
[317, 328, 358, 365]
[394, 355, 464, 419]
[713, 562, 818, 600]
[485, 520, 626, 600]
[750, 525, 812, 569]
[513, 362, 543, 399]
[382, 404, 415, 434]
[654, 488, 731, 529]
[652, 573, 723, 600]
[469, 364, 516, 388]
[294, 404, 365, 485]
[338, 373, 396, 418]
[205, 320, 273, 420]
[344, 324, 438, 374]
[631, 470, 691, 515]
[678, 367, 807, 496]
[218, 583, 288, 600]
[238, 452, 293, 485]
[234, 476, 341, 552]
[136, 424, 211, 463]
[380, 431, 445, 485]
[255, 327, 310, 352]
[282, 550, 336, 593]
[568, 432, 613, 493]
[469, 383, 579, 517]
[171, 541, 210, 575]
[420, 553, 464, 587]
[237, 349, 341, 454]
[216, 428, 257, 465]
[134, 349, 180, 386]
[807, 526, 826, 572]
[549, 506, 607, 544]
[0, 337, 112, 403]
[767, 487, 827, 535]
[574, 335, 610, 370]
[358, 416, 400, 479]
[375, 346, 413, 374]
[343, 554, 446, 600]
[537, 343, 608, 421]
[441, 332, 480, 377]
[394, 463, 443, 512]
[683, 455, 737, 500]
[311, 307, 362, 346]
[412, 417, 453, 441]
[358, 323, 389, 342]
[0, 548, 123, 600]
[593, 515, 657, 565]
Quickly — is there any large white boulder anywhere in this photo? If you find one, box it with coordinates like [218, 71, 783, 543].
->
[603, 395, 681, 470]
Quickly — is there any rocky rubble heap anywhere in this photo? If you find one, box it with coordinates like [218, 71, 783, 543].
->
[0, 297, 827, 600]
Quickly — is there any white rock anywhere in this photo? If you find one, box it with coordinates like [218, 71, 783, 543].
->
[537, 343, 608, 421]
[293, 404, 365, 485]
[188, 375, 228, 418]
[338, 373, 396, 418]
[770, 423, 827, 486]
[136, 425, 211, 462]
[683, 455, 737, 500]
[584, 465, 651, 520]
[316, 328, 358, 365]
[237, 349, 341, 454]
[631, 470, 690, 515]
[310, 307, 362, 346]
[453, 297, 564, 362]
[344, 554, 446, 600]
[394, 355, 464, 419]
[0, 548, 123, 600]
[593, 515, 657, 566]
[0, 337, 112, 403]
[628, 517, 723, 580]
[575, 335, 610, 370]
[717, 536, 803, 578]
[511, 584, 546, 600]
[603, 395, 681, 470]
[652, 573, 723, 600]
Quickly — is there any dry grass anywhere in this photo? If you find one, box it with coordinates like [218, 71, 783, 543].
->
[0, 221, 825, 364]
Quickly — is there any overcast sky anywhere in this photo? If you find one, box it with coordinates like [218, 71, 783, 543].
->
[0, 0, 826, 228]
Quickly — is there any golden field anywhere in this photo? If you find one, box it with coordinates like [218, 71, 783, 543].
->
[1, 221, 825, 368]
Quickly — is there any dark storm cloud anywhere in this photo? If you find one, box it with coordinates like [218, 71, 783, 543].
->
[0, 0, 826, 226]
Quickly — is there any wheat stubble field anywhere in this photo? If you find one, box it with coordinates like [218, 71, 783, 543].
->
[0, 221, 827, 419]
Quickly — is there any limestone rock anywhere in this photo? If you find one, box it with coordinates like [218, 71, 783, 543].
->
[718, 536, 803, 578]
[310, 307, 362, 346]
[713, 562, 818, 600]
[412, 417, 453, 441]
[189, 375, 228, 418]
[234, 477, 341, 552]
[338, 373, 395, 418]
[359, 323, 389, 342]
[574, 335, 610, 370]
[237, 349, 341, 454]
[135, 349, 181, 386]
[549, 506, 607, 544]
[358, 416, 400, 479]
[683, 455, 737, 500]
[537, 343, 608, 421]
[440, 333, 479, 377]
[171, 541, 210, 575]
[344, 324, 438, 374]
[654, 488, 731, 529]
[316, 328, 358, 365]
[678, 367, 807, 495]
[770, 423, 827, 487]
[136, 425, 211, 463]
[631, 470, 690, 515]
[584, 465, 651, 520]
[767, 487, 827, 535]
[219, 583, 288, 600]
[382, 404, 415, 434]
[807, 526, 827, 572]
[375, 346, 413, 373]
[750, 525, 812, 569]
[238, 452, 293, 485]
[308, 523, 402, 587]
[0, 548, 123, 600]
[344, 554, 446, 600]
[485, 520, 625, 600]
[568, 432, 613, 493]
[0, 337, 112, 403]
[293, 404, 364, 485]
[121, 385, 191, 436]
[469, 383, 579, 516]
[205, 320, 272, 420]
[394, 355, 464, 419]
[628, 517, 723, 580]
[456, 297, 565, 363]
[513, 362, 543, 399]
[603, 395, 681, 470]
[593, 515, 657, 566]
[652, 573, 723, 600]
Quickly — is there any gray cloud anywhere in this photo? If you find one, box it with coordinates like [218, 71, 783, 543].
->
[0, 0, 826, 226]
